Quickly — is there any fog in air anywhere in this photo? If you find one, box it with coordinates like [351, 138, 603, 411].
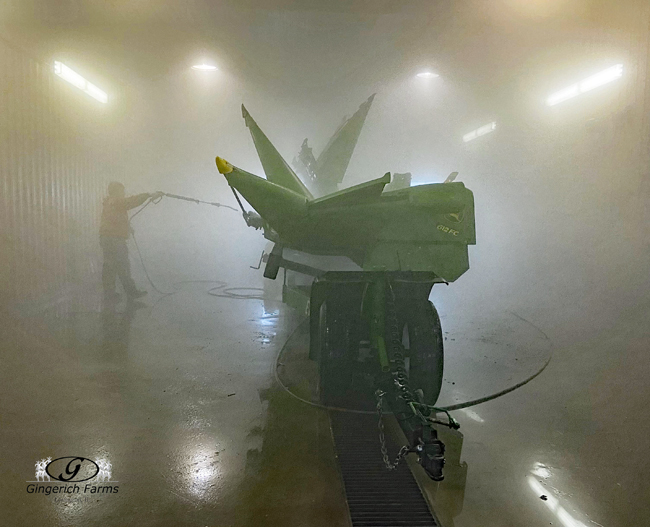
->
[1, 2, 649, 527]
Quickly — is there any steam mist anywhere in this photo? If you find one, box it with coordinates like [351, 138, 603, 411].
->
[1, 2, 649, 527]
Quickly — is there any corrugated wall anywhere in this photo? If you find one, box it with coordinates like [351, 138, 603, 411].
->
[0, 39, 122, 313]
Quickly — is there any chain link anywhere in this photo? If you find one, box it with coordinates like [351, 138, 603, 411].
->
[374, 279, 457, 474]
[375, 390, 410, 470]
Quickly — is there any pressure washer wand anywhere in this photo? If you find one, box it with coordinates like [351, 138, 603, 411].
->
[162, 192, 238, 211]
[228, 187, 264, 230]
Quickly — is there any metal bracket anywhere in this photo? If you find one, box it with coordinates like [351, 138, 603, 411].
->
[250, 250, 267, 270]
[263, 244, 283, 279]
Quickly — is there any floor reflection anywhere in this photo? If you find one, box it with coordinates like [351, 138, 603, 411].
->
[403, 422, 468, 527]
[234, 385, 349, 527]
[183, 441, 222, 499]
[100, 301, 144, 359]
[528, 474, 590, 527]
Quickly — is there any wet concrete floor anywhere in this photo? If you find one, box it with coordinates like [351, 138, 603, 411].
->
[0, 284, 347, 527]
[1, 275, 649, 526]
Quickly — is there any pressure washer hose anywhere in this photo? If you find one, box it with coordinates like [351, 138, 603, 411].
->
[128, 195, 263, 300]
[274, 317, 553, 415]
[128, 196, 552, 414]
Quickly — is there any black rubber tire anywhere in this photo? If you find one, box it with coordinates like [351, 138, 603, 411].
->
[404, 300, 444, 405]
[318, 299, 356, 406]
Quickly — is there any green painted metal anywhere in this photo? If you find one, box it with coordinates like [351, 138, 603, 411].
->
[281, 283, 310, 316]
[242, 105, 313, 199]
[315, 94, 375, 196]
[363, 278, 391, 372]
[216, 98, 472, 481]
[219, 159, 475, 281]
[216, 98, 475, 283]
[293, 94, 375, 197]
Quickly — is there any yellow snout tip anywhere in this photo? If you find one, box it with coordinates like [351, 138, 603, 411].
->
[215, 156, 234, 175]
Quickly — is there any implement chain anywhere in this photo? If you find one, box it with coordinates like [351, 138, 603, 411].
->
[376, 390, 411, 470]
[386, 281, 459, 429]
[375, 279, 460, 473]
[385, 282, 417, 407]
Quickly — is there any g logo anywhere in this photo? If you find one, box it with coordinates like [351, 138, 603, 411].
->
[46, 457, 100, 482]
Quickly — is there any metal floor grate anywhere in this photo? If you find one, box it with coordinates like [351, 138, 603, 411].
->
[330, 412, 439, 527]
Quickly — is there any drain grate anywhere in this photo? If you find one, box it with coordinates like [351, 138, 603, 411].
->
[330, 412, 439, 527]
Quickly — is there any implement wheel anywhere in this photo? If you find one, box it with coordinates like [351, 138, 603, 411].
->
[402, 300, 444, 406]
[318, 295, 359, 407]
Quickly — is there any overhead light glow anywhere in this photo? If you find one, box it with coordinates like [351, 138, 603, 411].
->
[460, 408, 485, 423]
[531, 462, 552, 479]
[528, 477, 588, 527]
[84, 82, 108, 104]
[411, 180, 436, 186]
[54, 61, 108, 103]
[546, 84, 580, 106]
[416, 71, 439, 79]
[192, 64, 218, 71]
[546, 64, 623, 106]
[463, 121, 497, 143]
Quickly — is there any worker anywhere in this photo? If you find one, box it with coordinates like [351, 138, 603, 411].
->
[100, 182, 162, 303]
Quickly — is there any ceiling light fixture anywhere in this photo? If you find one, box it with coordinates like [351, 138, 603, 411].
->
[192, 64, 218, 71]
[53, 61, 108, 103]
[546, 64, 623, 106]
[463, 122, 497, 143]
[416, 71, 439, 79]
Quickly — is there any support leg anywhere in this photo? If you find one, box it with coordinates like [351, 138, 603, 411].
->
[114, 239, 138, 296]
[100, 237, 118, 296]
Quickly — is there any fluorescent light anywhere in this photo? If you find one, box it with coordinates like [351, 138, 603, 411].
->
[416, 71, 439, 79]
[54, 62, 85, 90]
[192, 64, 218, 71]
[85, 82, 108, 104]
[546, 64, 623, 106]
[580, 64, 623, 92]
[53, 61, 108, 103]
[476, 122, 496, 135]
[463, 121, 497, 142]
[546, 84, 580, 106]
[463, 130, 477, 142]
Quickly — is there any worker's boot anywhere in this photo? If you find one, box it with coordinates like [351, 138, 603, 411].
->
[127, 290, 147, 301]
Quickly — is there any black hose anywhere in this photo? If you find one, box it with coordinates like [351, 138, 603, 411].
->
[274, 315, 553, 415]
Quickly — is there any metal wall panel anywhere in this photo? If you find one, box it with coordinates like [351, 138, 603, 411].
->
[0, 39, 122, 314]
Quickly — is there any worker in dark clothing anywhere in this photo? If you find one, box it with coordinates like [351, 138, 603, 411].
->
[100, 182, 162, 303]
